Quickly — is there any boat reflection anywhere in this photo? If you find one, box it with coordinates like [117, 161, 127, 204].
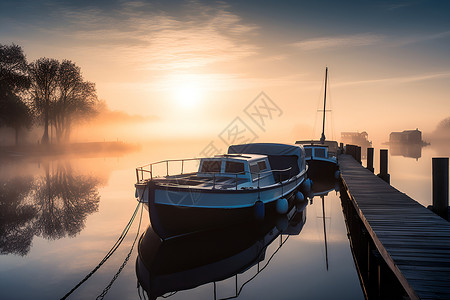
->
[309, 177, 339, 271]
[0, 161, 101, 256]
[136, 200, 308, 299]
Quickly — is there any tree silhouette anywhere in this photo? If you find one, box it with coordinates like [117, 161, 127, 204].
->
[29, 58, 98, 143]
[52, 60, 98, 142]
[0, 44, 32, 144]
[28, 58, 59, 144]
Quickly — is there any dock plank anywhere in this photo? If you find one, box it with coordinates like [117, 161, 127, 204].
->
[339, 154, 450, 300]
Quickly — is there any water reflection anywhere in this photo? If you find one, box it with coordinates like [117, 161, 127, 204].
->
[0, 161, 101, 255]
[136, 201, 308, 300]
[389, 144, 424, 160]
[0, 176, 36, 256]
[309, 178, 340, 272]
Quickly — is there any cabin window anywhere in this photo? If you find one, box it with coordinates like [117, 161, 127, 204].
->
[250, 164, 259, 181]
[305, 148, 312, 157]
[201, 160, 221, 173]
[257, 160, 267, 171]
[225, 161, 245, 174]
[315, 148, 326, 158]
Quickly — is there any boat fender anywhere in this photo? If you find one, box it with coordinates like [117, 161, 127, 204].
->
[135, 188, 138, 199]
[254, 200, 265, 220]
[301, 179, 312, 194]
[276, 198, 289, 214]
[334, 181, 340, 193]
[276, 216, 288, 232]
[334, 170, 341, 180]
[296, 191, 304, 202]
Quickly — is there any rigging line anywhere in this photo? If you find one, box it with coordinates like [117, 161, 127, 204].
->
[96, 202, 144, 299]
[60, 201, 142, 300]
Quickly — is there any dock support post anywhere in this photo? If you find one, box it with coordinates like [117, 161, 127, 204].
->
[356, 146, 361, 164]
[377, 149, 390, 184]
[340, 142, 344, 154]
[432, 157, 449, 219]
[367, 148, 374, 173]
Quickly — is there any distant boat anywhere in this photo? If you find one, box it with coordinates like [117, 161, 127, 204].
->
[341, 131, 372, 149]
[296, 67, 339, 181]
[388, 129, 429, 146]
[135, 143, 309, 239]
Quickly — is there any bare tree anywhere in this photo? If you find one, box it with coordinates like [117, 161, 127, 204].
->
[28, 58, 59, 144]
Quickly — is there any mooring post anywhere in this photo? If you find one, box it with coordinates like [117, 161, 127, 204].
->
[340, 142, 344, 154]
[356, 146, 362, 164]
[377, 149, 390, 184]
[346, 144, 357, 161]
[367, 147, 374, 173]
[432, 157, 449, 219]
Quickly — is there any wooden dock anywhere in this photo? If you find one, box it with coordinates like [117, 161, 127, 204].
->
[339, 154, 450, 300]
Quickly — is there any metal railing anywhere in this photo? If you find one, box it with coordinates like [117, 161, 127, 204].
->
[136, 157, 201, 183]
[136, 158, 296, 191]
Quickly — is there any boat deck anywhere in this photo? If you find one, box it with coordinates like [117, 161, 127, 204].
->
[150, 173, 250, 189]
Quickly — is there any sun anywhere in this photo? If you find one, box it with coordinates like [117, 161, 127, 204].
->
[172, 77, 204, 108]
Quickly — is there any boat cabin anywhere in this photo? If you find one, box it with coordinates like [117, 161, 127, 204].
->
[197, 154, 275, 186]
[303, 145, 328, 160]
[295, 140, 338, 160]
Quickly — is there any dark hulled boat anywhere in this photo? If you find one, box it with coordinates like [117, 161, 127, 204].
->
[135, 143, 310, 239]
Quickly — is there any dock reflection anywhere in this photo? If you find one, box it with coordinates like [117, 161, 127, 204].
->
[136, 200, 308, 300]
[0, 161, 101, 256]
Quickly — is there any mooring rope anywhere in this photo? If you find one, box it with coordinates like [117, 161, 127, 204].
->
[96, 202, 144, 299]
[60, 201, 143, 300]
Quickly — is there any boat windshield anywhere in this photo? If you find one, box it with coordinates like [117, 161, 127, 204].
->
[258, 160, 267, 171]
[225, 161, 245, 174]
[250, 164, 259, 181]
[201, 160, 221, 173]
[304, 148, 312, 158]
[315, 148, 327, 158]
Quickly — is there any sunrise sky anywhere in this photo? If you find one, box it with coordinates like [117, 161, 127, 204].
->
[1, 0, 449, 144]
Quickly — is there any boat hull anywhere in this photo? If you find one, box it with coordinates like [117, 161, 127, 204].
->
[306, 158, 338, 181]
[136, 202, 308, 298]
[140, 175, 305, 239]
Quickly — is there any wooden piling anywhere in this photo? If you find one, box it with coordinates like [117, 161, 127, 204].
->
[356, 146, 361, 164]
[432, 157, 449, 219]
[377, 149, 390, 184]
[367, 147, 374, 173]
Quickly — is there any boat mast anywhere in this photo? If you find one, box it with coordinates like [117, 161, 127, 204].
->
[320, 67, 328, 144]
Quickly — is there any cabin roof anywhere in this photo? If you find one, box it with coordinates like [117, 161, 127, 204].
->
[211, 153, 268, 162]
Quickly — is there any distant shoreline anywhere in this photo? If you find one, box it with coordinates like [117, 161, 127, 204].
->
[0, 141, 141, 158]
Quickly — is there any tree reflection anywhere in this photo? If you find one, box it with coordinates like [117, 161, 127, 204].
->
[0, 161, 100, 255]
[0, 176, 36, 256]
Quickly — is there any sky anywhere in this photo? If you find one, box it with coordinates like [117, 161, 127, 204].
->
[1, 0, 449, 145]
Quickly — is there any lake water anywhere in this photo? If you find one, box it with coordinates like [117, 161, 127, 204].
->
[0, 142, 446, 300]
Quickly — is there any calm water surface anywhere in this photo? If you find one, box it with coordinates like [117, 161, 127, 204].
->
[0, 142, 445, 299]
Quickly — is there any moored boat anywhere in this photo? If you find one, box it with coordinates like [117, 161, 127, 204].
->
[295, 140, 339, 181]
[296, 67, 339, 181]
[135, 143, 309, 239]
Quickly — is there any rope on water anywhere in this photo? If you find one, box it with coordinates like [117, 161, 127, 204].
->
[60, 201, 143, 300]
[96, 202, 144, 299]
